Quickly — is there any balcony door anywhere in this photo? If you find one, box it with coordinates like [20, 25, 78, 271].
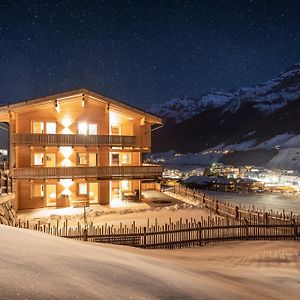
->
[46, 184, 57, 207]
[45, 153, 56, 167]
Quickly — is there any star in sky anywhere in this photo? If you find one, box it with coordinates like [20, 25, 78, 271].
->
[0, 0, 300, 108]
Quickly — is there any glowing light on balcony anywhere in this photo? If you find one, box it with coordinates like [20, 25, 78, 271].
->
[61, 117, 72, 128]
[60, 146, 73, 167]
[62, 158, 72, 167]
[60, 146, 73, 158]
[61, 117, 72, 134]
[59, 179, 73, 196]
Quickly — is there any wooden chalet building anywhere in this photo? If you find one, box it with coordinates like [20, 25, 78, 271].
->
[0, 89, 163, 210]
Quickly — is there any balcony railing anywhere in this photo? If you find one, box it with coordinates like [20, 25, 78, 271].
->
[12, 133, 136, 147]
[12, 165, 163, 180]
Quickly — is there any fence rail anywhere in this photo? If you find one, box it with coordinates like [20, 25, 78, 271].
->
[12, 133, 136, 147]
[17, 216, 300, 249]
[166, 185, 300, 225]
[12, 165, 163, 180]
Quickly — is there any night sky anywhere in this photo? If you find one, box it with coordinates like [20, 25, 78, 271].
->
[1, 0, 300, 108]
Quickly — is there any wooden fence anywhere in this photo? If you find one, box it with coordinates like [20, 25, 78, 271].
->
[16, 216, 300, 249]
[165, 185, 300, 225]
[13, 183, 300, 249]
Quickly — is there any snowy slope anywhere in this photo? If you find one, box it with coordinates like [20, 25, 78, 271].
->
[267, 148, 300, 170]
[1, 225, 300, 299]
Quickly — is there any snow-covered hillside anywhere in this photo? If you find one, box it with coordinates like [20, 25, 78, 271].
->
[150, 133, 300, 170]
[1, 225, 300, 299]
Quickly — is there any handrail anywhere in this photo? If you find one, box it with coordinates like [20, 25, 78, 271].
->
[12, 133, 136, 147]
[12, 165, 163, 179]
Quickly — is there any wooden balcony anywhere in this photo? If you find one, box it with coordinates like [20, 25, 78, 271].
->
[12, 165, 163, 180]
[12, 133, 136, 147]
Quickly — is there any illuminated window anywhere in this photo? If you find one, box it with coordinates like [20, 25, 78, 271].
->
[111, 153, 119, 166]
[121, 180, 129, 191]
[34, 153, 44, 166]
[78, 183, 87, 195]
[78, 122, 88, 135]
[77, 153, 88, 165]
[33, 184, 44, 197]
[89, 124, 97, 135]
[33, 122, 44, 133]
[121, 153, 130, 165]
[111, 125, 120, 135]
[88, 153, 97, 166]
[46, 122, 56, 134]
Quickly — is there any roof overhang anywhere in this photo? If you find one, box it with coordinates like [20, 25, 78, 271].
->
[0, 88, 163, 125]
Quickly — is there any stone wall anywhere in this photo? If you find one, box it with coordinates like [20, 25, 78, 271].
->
[0, 200, 18, 226]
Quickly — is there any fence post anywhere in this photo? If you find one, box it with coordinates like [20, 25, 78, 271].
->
[215, 200, 219, 215]
[198, 222, 202, 246]
[244, 219, 249, 240]
[235, 206, 239, 220]
[292, 219, 297, 240]
[83, 228, 88, 241]
[264, 212, 268, 225]
[143, 227, 147, 248]
[202, 194, 205, 205]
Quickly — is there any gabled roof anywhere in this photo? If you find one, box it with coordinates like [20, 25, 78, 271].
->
[0, 88, 163, 124]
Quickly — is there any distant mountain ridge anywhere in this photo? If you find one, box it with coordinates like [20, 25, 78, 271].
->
[149, 64, 300, 169]
[149, 64, 300, 124]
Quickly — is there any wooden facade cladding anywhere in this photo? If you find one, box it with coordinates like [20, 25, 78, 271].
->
[12, 165, 163, 180]
[0, 89, 163, 209]
[12, 133, 136, 147]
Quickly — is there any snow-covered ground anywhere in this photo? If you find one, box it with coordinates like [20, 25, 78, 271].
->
[1, 225, 299, 299]
[205, 191, 300, 214]
[18, 190, 214, 227]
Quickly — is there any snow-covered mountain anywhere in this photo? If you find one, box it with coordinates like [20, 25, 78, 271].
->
[225, 63, 300, 114]
[149, 93, 232, 123]
[150, 64, 300, 170]
[150, 64, 300, 123]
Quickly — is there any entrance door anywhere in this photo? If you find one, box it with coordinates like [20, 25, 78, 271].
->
[89, 182, 98, 204]
[46, 184, 57, 206]
[46, 153, 56, 167]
